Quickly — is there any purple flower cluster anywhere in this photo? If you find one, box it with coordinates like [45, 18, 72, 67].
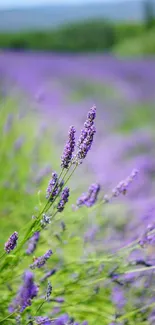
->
[55, 314, 69, 325]
[139, 224, 155, 247]
[30, 249, 52, 269]
[26, 231, 40, 255]
[111, 285, 126, 310]
[112, 169, 139, 198]
[77, 183, 100, 208]
[9, 271, 38, 312]
[35, 316, 88, 325]
[57, 187, 70, 212]
[36, 316, 52, 325]
[4, 231, 18, 254]
[61, 125, 76, 169]
[46, 172, 58, 201]
[76, 106, 96, 164]
[41, 268, 57, 282]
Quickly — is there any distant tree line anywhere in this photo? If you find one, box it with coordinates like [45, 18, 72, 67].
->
[0, 5, 154, 53]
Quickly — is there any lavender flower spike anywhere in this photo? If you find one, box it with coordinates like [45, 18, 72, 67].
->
[76, 106, 96, 164]
[112, 168, 139, 198]
[26, 231, 40, 255]
[139, 224, 155, 247]
[61, 125, 76, 169]
[30, 249, 53, 269]
[77, 105, 96, 147]
[41, 268, 57, 282]
[77, 183, 100, 208]
[77, 125, 96, 163]
[46, 172, 58, 201]
[36, 316, 52, 325]
[57, 187, 70, 212]
[9, 270, 38, 312]
[5, 231, 18, 254]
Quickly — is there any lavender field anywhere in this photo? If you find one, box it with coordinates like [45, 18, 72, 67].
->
[0, 51, 155, 325]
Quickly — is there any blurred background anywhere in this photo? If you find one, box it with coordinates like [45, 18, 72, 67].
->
[1, 0, 155, 268]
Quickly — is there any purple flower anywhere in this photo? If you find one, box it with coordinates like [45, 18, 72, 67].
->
[77, 125, 96, 163]
[57, 187, 70, 212]
[35, 316, 52, 325]
[55, 314, 69, 325]
[112, 168, 139, 198]
[41, 269, 57, 282]
[30, 249, 53, 269]
[112, 286, 126, 310]
[76, 106, 96, 164]
[46, 172, 58, 201]
[26, 232, 40, 255]
[9, 271, 38, 312]
[5, 231, 18, 254]
[77, 183, 100, 208]
[61, 125, 76, 169]
[85, 183, 100, 207]
[139, 224, 155, 247]
[77, 105, 96, 147]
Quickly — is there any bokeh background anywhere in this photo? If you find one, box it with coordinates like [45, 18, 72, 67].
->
[1, 0, 155, 324]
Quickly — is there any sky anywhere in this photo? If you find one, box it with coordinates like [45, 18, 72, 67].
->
[0, 0, 127, 9]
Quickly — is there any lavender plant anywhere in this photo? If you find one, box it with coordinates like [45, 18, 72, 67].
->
[0, 103, 155, 325]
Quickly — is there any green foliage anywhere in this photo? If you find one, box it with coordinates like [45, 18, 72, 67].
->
[0, 20, 116, 52]
[0, 18, 155, 55]
[143, 0, 155, 30]
[0, 18, 151, 54]
[113, 26, 155, 56]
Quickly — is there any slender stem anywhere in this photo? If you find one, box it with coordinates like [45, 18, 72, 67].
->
[35, 301, 45, 315]
[64, 164, 77, 185]
[124, 265, 155, 274]
[0, 311, 16, 323]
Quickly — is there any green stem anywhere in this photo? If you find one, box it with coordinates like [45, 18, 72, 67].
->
[124, 265, 155, 274]
[35, 301, 45, 315]
[0, 311, 16, 324]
